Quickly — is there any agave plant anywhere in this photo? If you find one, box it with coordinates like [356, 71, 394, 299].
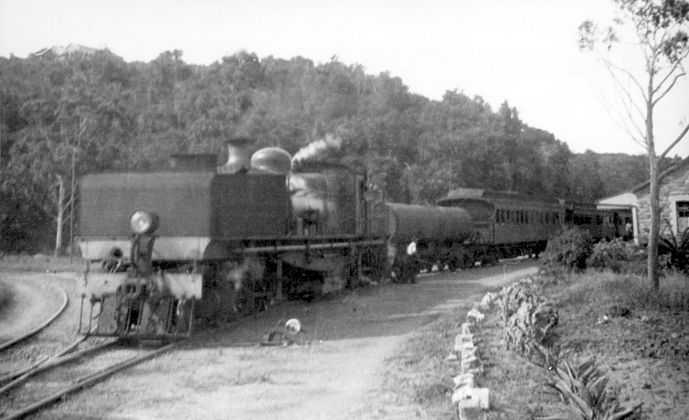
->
[659, 223, 689, 273]
[533, 344, 642, 420]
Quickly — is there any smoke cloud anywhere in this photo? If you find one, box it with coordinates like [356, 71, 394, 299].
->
[291, 134, 343, 164]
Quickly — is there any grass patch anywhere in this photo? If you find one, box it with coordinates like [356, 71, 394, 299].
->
[382, 315, 461, 418]
[497, 270, 689, 419]
[549, 271, 689, 363]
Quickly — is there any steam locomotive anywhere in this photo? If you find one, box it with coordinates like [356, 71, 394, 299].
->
[76, 138, 629, 339]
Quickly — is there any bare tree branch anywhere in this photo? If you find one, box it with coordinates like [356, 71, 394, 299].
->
[653, 71, 687, 105]
[603, 61, 647, 121]
[652, 45, 688, 104]
[597, 89, 647, 148]
[659, 122, 689, 159]
[600, 56, 648, 101]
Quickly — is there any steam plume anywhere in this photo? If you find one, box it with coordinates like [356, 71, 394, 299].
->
[291, 134, 342, 164]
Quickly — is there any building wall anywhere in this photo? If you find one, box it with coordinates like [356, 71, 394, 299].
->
[636, 161, 689, 243]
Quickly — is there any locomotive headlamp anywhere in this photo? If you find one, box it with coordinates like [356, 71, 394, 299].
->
[129, 210, 160, 235]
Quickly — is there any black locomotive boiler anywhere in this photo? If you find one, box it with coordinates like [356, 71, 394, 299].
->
[76, 138, 386, 339]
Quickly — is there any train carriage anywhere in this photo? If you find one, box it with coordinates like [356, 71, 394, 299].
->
[564, 201, 622, 241]
[437, 188, 564, 259]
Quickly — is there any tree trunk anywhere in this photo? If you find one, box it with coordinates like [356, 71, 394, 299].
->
[648, 153, 660, 289]
[54, 175, 65, 257]
[646, 77, 659, 289]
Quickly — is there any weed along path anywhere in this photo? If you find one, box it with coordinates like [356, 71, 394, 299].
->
[2, 260, 537, 419]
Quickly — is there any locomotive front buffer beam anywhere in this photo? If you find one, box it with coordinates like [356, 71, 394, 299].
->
[78, 269, 202, 339]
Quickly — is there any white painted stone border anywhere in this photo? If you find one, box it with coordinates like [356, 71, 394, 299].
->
[449, 291, 499, 420]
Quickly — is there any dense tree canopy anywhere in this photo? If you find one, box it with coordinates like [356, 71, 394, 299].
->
[0, 49, 668, 252]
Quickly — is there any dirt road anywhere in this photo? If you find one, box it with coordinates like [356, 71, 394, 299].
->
[2, 260, 537, 419]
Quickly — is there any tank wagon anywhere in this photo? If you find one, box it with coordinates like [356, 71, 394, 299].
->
[380, 203, 474, 281]
[76, 138, 385, 339]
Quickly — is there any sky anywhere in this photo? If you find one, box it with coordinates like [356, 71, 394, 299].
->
[0, 0, 687, 157]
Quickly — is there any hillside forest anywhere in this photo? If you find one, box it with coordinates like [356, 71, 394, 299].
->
[0, 49, 679, 253]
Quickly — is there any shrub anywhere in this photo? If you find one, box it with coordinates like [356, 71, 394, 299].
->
[586, 238, 637, 273]
[541, 227, 593, 273]
[501, 280, 559, 358]
[659, 226, 689, 274]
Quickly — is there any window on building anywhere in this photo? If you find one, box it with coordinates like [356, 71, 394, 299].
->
[678, 201, 689, 233]
[678, 202, 689, 218]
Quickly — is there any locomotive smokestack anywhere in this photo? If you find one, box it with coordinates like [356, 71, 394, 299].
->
[222, 137, 254, 174]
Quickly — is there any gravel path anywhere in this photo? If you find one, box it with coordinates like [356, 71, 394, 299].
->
[0, 261, 538, 419]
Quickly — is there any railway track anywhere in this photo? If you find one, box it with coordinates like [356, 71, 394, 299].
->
[0, 336, 183, 419]
[0, 283, 69, 353]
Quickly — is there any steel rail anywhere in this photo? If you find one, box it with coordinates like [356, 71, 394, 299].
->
[0, 339, 116, 394]
[0, 335, 89, 384]
[0, 340, 182, 420]
[0, 283, 69, 352]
